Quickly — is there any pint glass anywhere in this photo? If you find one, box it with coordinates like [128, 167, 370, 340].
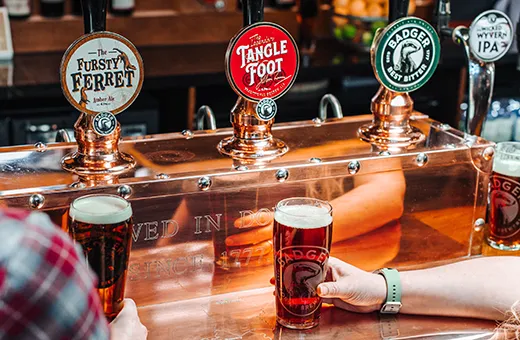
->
[487, 142, 520, 251]
[273, 197, 333, 329]
[67, 194, 133, 320]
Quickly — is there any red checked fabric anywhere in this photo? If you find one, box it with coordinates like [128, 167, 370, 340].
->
[0, 209, 110, 340]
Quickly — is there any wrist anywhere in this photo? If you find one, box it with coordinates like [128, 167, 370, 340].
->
[372, 273, 387, 308]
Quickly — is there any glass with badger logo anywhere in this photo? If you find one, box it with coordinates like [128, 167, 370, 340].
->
[273, 197, 333, 329]
[66, 194, 134, 321]
[487, 142, 520, 252]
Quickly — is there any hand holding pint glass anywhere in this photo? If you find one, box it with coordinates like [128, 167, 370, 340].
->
[273, 197, 333, 329]
[67, 194, 134, 321]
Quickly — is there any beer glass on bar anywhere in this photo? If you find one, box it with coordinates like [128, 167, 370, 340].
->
[273, 197, 333, 329]
[487, 142, 520, 252]
[67, 194, 133, 321]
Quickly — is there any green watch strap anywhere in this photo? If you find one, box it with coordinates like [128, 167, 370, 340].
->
[374, 268, 402, 314]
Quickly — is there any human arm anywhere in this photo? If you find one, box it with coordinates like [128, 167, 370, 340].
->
[0, 209, 147, 340]
[330, 169, 405, 243]
[226, 168, 406, 247]
[318, 256, 520, 321]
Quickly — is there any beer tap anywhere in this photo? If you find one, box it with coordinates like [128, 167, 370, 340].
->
[432, 0, 451, 40]
[242, 0, 262, 26]
[60, 0, 144, 185]
[218, 0, 299, 164]
[318, 94, 343, 121]
[195, 105, 217, 131]
[388, 0, 408, 22]
[434, 0, 513, 136]
[81, 0, 106, 34]
[358, 0, 440, 150]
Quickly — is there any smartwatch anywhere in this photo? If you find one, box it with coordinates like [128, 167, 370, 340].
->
[373, 268, 402, 314]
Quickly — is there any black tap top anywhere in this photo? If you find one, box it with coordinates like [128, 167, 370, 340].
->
[81, 0, 107, 34]
[242, 0, 264, 27]
[388, 0, 409, 22]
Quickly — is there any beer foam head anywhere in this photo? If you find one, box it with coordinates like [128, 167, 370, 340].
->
[494, 142, 520, 178]
[275, 204, 332, 229]
[70, 195, 132, 225]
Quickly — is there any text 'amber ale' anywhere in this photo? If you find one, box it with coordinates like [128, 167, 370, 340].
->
[273, 197, 333, 329]
[487, 142, 520, 252]
[68, 194, 133, 320]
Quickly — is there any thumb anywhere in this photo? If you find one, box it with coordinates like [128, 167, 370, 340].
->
[114, 298, 138, 321]
[317, 281, 351, 298]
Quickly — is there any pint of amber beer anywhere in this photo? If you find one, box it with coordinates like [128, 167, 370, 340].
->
[273, 197, 333, 329]
[67, 194, 133, 321]
[487, 142, 520, 251]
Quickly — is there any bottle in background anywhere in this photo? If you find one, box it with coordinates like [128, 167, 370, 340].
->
[5, 0, 31, 19]
[40, 0, 65, 17]
[110, 0, 134, 16]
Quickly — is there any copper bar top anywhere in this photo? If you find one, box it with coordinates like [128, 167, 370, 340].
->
[138, 286, 496, 340]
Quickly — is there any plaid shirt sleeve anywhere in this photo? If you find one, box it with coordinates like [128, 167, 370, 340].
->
[0, 209, 110, 340]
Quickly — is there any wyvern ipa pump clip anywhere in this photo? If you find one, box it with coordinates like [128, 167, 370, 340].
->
[435, 0, 513, 136]
[218, 0, 299, 165]
[60, 0, 144, 186]
[358, 0, 440, 150]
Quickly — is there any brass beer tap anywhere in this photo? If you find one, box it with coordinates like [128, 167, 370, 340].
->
[60, 0, 143, 185]
[358, 0, 440, 150]
[218, 0, 299, 164]
[434, 0, 513, 136]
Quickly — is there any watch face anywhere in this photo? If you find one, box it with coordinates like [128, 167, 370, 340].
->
[469, 10, 513, 62]
[373, 17, 440, 93]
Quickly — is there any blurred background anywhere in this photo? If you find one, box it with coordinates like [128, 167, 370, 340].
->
[0, 0, 518, 146]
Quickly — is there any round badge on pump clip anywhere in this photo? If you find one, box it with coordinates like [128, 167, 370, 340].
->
[225, 22, 300, 103]
[93, 111, 117, 136]
[372, 17, 440, 93]
[256, 98, 278, 121]
[60, 31, 144, 116]
[469, 10, 513, 63]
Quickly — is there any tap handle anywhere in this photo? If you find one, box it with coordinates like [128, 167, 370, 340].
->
[81, 0, 107, 34]
[242, 0, 264, 27]
[433, 0, 452, 38]
[389, 0, 409, 22]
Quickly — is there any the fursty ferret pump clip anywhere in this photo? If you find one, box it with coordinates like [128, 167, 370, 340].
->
[59, 0, 144, 186]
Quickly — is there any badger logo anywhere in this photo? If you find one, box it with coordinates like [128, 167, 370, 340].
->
[375, 17, 440, 93]
[93, 111, 117, 136]
[276, 246, 329, 316]
[256, 98, 277, 121]
[490, 175, 520, 238]
[395, 41, 421, 74]
[494, 191, 519, 226]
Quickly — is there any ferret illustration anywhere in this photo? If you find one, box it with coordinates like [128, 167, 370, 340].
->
[113, 48, 137, 71]
[394, 41, 420, 74]
[78, 87, 89, 108]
